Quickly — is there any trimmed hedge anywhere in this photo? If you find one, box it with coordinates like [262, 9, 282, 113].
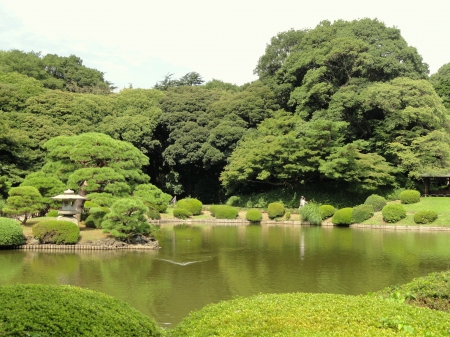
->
[177, 198, 203, 215]
[331, 208, 353, 226]
[0, 284, 163, 336]
[0, 217, 24, 246]
[169, 292, 450, 337]
[319, 204, 336, 219]
[352, 204, 374, 223]
[246, 209, 262, 222]
[400, 189, 421, 204]
[364, 194, 387, 212]
[32, 220, 80, 244]
[413, 210, 438, 224]
[267, 202, 285, 219]
[173, 208, 192, 219]
[210, 205, 238, 219]
[382, 204, 406, 223]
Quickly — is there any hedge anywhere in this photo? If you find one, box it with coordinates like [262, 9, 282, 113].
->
[32, 220, 80, 244]
[177, 198, 203, 215]
[173, 208, 192, 219]
[400, 189, 421, 204]
[364, 194, 387, 212]
[382, 204, 406, 223]
[0, 217, 24, 246]
[352, 204, 374, 223]
[413, 210, 438, 224]
[209, 205, 238, 219]
[319, 204, 335, 219]
[331, 208, 353, 226]
[0, 284, 163, 336]
[246, 209, 262, 222]
[267, 202, 285, 219]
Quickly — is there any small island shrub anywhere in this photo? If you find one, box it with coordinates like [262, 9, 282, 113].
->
[0, 217, 24, 246]
[0, 284, 163, 336]
[413, 210, 438, 224]
[400, 190, 421, 204]
[267, 202, 285, 219]
[246, 209, 262, 222]
[352, 204, 374, 223]
[364, 194, 386, 212]
[32, 220, 80, 244]
[285, 211, 291, 220]
[173, 208, 192, 219]
[177, 198, 203, 215]
[299, 203, 322, 225]
[210, 205, 238, 219]
[382, 204, 406, 223]
[319, 204, 336, 219]
[46, 209, 59, 217]
[331, 208, 353, 226]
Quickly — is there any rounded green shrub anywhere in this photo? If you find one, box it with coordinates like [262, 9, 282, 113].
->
[173, 208, 192, 219]
[0, 217, 24, 246]
[364, 194, 387, 212]
[177, 198, 203, 215]
[413, 210, 438, 224]
[319, 204, 336, 219]
[382, 204, 406, 223]
[352, 204, 374, 223]
[331, 208, 353, 226]
[400, 189, 421, 204]
[210, 205, 238, 219]
[0, 284, 163, 336]
[246, 209, 262, 222]
[267, 202, 285, 219]
[285, 211, 291, 220]
[32, 220, 80, 244]
[46, 209, 59, 217]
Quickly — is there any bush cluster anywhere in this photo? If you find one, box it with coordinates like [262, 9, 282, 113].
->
[245, 209, 262, 222]
[173, 208, 192, 219]
[382, 204, 406, 223]
[364, 194, 386, 211]
[299, 203, 322, 225]
[46, 209, 59, 217]
[0, 217, 24, 246]
[331, 208, 353, 226]
[32, 220, 80, 244]
[177, 198, 202, 215]
[413, 210, 438, 224]
[267, 202, 285, 219]
[400, 189, 421, 204]
[0, 284, 163, 336]
[352, 204, 374, 223]
[209, 205, 238, 219]
[319, 204, 336, 219]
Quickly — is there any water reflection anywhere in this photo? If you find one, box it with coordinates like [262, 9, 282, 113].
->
[1, 224, 450, 327]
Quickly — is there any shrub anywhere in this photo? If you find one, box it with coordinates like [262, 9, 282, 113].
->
[267, 202, 285, 219]
[413, 210, 438, 224]
[226, 196, 241, 206]
[364, 194, 387, 212]
[177, 198, 203, 215]
[173, 208, 192, 219]
[400, 189, 421, 204]
[382, 204, 406, 223]
[319, 204, 336, 219]
[0, 217, 24, 246]
[299, 203, 322, 225]
[133, 183, 172, 213]
[46, 209, 59, 217]
[352, 204, 374, 223]
[0, 284, 163, 336]
[146, 206, 161, 220]
[285, 211, 291, 220]
[331, 208, 353, 226]
[210, 205, 238, 219]
[246, 209, 262, 222]
[3, 186, 44, 224]
[85, 206, 110, 229]
[32, 220, 80, 244]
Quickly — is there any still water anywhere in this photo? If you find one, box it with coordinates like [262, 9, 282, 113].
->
[1, 224, 450, 327]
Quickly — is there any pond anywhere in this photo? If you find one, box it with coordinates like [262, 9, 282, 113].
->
[1, 224, 450, 328]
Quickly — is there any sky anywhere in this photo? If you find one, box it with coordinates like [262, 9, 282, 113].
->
[1, 0, 449, 91]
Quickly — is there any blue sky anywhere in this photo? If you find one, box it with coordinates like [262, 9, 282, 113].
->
[1, 0, 449, 91]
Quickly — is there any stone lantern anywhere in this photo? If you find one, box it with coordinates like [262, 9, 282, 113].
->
[51, 189, 86, 224]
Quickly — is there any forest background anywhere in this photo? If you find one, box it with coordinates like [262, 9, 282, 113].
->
[1, 18, 450, 209]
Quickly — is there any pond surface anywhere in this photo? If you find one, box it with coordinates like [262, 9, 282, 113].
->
[1, 224, 450, 328]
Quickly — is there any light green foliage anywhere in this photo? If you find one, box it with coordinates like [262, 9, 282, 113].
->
[332, 207, 353, 225]
[84, 204, 110, 229]
[209, 205, 238, 219]
[382, 204, 407, 223]
[32, 220, 80, 244]
[101, 198, 154, 241]
[133, 183, 172, 213]
[176, 198, 203, 215]
[399, 189, 421, 204]
[319, 204, 336, 219]
[352, 204, 374, 223]
[0, 217, 24, 246]
[285, 211, 291, 220]
[413, 210, 438, 224]
[169, 292, 450, 336]
[0, 71, 45, 111]
[0, 284, 163, 336]
[267, 202, 285, 219]
[364, 194, 387, 212]
[46, 210, 58, 217]
[173, 208, 192, 219]
[20, 172, 65, 212]
[245, 209, 262, 222]
[3, 186, 43, 224]
[299, 203, 322, 225]
[430, 62, 450, 109]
